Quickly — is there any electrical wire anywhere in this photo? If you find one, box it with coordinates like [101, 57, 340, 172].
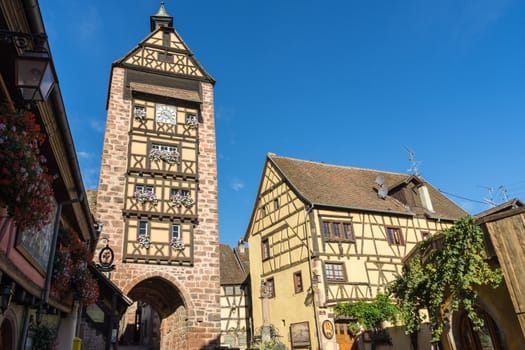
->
[438, 189, 488, 205]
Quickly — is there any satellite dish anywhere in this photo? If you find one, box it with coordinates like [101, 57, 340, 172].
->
[378, 187, 388, 199]
[375, 175, 385, 187]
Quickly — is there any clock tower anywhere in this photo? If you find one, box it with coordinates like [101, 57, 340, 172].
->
[95, 2, 220, 348]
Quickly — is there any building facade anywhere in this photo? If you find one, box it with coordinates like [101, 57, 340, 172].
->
[94, 3, 220, 349]
[245, 154, 466, 350]
[0, 1, 110, 349]
[219, 242, 252, 349]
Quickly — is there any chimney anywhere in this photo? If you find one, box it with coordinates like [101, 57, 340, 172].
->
[237, 238, 245, 255]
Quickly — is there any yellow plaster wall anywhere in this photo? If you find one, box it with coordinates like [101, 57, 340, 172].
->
[248, 161, 318, 348]
[313, 209, 454, 304]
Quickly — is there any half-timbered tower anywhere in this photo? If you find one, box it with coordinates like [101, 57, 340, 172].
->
[245, 154, 466, 350]
[95, 3, 220, 349]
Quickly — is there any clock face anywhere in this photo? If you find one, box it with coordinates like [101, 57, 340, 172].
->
[155, 104, 177, 124]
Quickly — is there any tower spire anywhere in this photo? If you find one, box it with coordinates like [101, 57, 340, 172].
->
[155, 1, 170, 17]
[150, 1, 173, 32]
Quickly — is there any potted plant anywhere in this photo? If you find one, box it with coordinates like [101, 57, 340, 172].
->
[0, 104, 54, 231]
[133, 189, 158, 206]
[168, 191, 194, 208]
[169, 237, 185, 251]
[51, 228, 99, 305]
[186, 113, 198, 129]
[30, 322, 57, 350]
[148, 148, 180, 165]
[133, 105, 146, 121]
[138, 233, 151, 249]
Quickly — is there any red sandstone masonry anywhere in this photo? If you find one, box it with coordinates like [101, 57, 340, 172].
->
[95, 69, 220, 349]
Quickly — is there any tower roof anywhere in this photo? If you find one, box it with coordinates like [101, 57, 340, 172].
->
[150, 1, 173, 31]
[155, 1, 170, 16]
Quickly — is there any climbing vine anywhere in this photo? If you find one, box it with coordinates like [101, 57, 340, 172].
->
[334, 293, 399, 331]
[389, 216, 502, 342]
[334, 293, 399, 348]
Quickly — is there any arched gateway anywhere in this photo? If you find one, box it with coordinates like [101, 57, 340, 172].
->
[94, 3, 220, 349]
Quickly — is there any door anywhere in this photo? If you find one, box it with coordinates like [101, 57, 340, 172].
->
[0, 318, 14, 350]
[335, 321, 355, 350]
[458, 309, 502, 350]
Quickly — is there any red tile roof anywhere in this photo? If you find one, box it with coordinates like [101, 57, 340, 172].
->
[269, 154, 466, 220]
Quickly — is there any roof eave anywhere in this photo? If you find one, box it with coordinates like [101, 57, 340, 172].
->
[312, 202, 416, 217]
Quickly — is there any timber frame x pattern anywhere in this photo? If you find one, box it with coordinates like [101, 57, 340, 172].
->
[116, 26, 213, 82]
[121, 96, 200, 266]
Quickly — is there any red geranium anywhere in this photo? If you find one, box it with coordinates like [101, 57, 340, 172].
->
[51, 228, 99, 305]
[0, 104, 54, 231]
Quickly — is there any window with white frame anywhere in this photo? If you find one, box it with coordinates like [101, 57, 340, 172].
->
[324, 262, 346, 282]
[171, 224, 181, 240]
[135, 184, 154, 193]
[170, 188, 189, 197]
[151, 144, 178, 153]
[138, 221, 148, 238]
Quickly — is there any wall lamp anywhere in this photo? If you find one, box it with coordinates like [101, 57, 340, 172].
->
[0, 30, 55, 102]
[0, 281, 15, 315]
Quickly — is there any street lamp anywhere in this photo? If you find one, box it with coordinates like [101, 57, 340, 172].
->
[0, 282, 15, 315]
[16, 50, 54, 102]
[0, 30, 55, 102]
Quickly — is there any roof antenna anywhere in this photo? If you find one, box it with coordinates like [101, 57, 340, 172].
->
[404, 146, 421, 176]
[498, 186, 509, 202]
[479, 186, 497, 207]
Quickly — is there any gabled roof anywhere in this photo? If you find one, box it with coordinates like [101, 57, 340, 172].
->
[475, 198, 524, 219]
[268, 154, 466, 219]
[220, 244, 249, 285]
[113, 26, 214, 84]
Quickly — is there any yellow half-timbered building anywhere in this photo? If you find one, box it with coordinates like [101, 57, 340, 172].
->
[245, 154, 466, 350]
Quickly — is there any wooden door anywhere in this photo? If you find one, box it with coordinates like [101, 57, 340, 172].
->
[335, 321, 355, 350]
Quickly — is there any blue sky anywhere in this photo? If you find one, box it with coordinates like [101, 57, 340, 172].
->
[41, 0, 525, 247]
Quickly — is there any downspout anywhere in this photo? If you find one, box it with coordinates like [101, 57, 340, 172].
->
[304, 203, 321, 350]
[18, 304, 31, 350]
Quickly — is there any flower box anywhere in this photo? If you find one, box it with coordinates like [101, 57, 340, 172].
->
[169, 237, 185, 251]
[138, 233, 151, 249]
[186, 113, 198, 129]
[133, 190, 158, 206]
[168, 192, 194, 208]
[0, 105, 54, 231]
[148, 148, 180, 165]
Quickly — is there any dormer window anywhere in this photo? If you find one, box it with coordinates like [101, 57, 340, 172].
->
[418, 185, 435, 212]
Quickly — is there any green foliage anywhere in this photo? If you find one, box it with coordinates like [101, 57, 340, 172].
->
[389, 216, 503, 342]
[253, 324, 288, 350]
[334, 293, 399, 330]
[253, 341, 288, 350]
[31, 322, 57, 350]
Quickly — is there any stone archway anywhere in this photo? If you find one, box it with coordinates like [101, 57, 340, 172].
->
[0, 314, 16, 350]
[121, 277, 188, 349]
[453, 308, 504, 350]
